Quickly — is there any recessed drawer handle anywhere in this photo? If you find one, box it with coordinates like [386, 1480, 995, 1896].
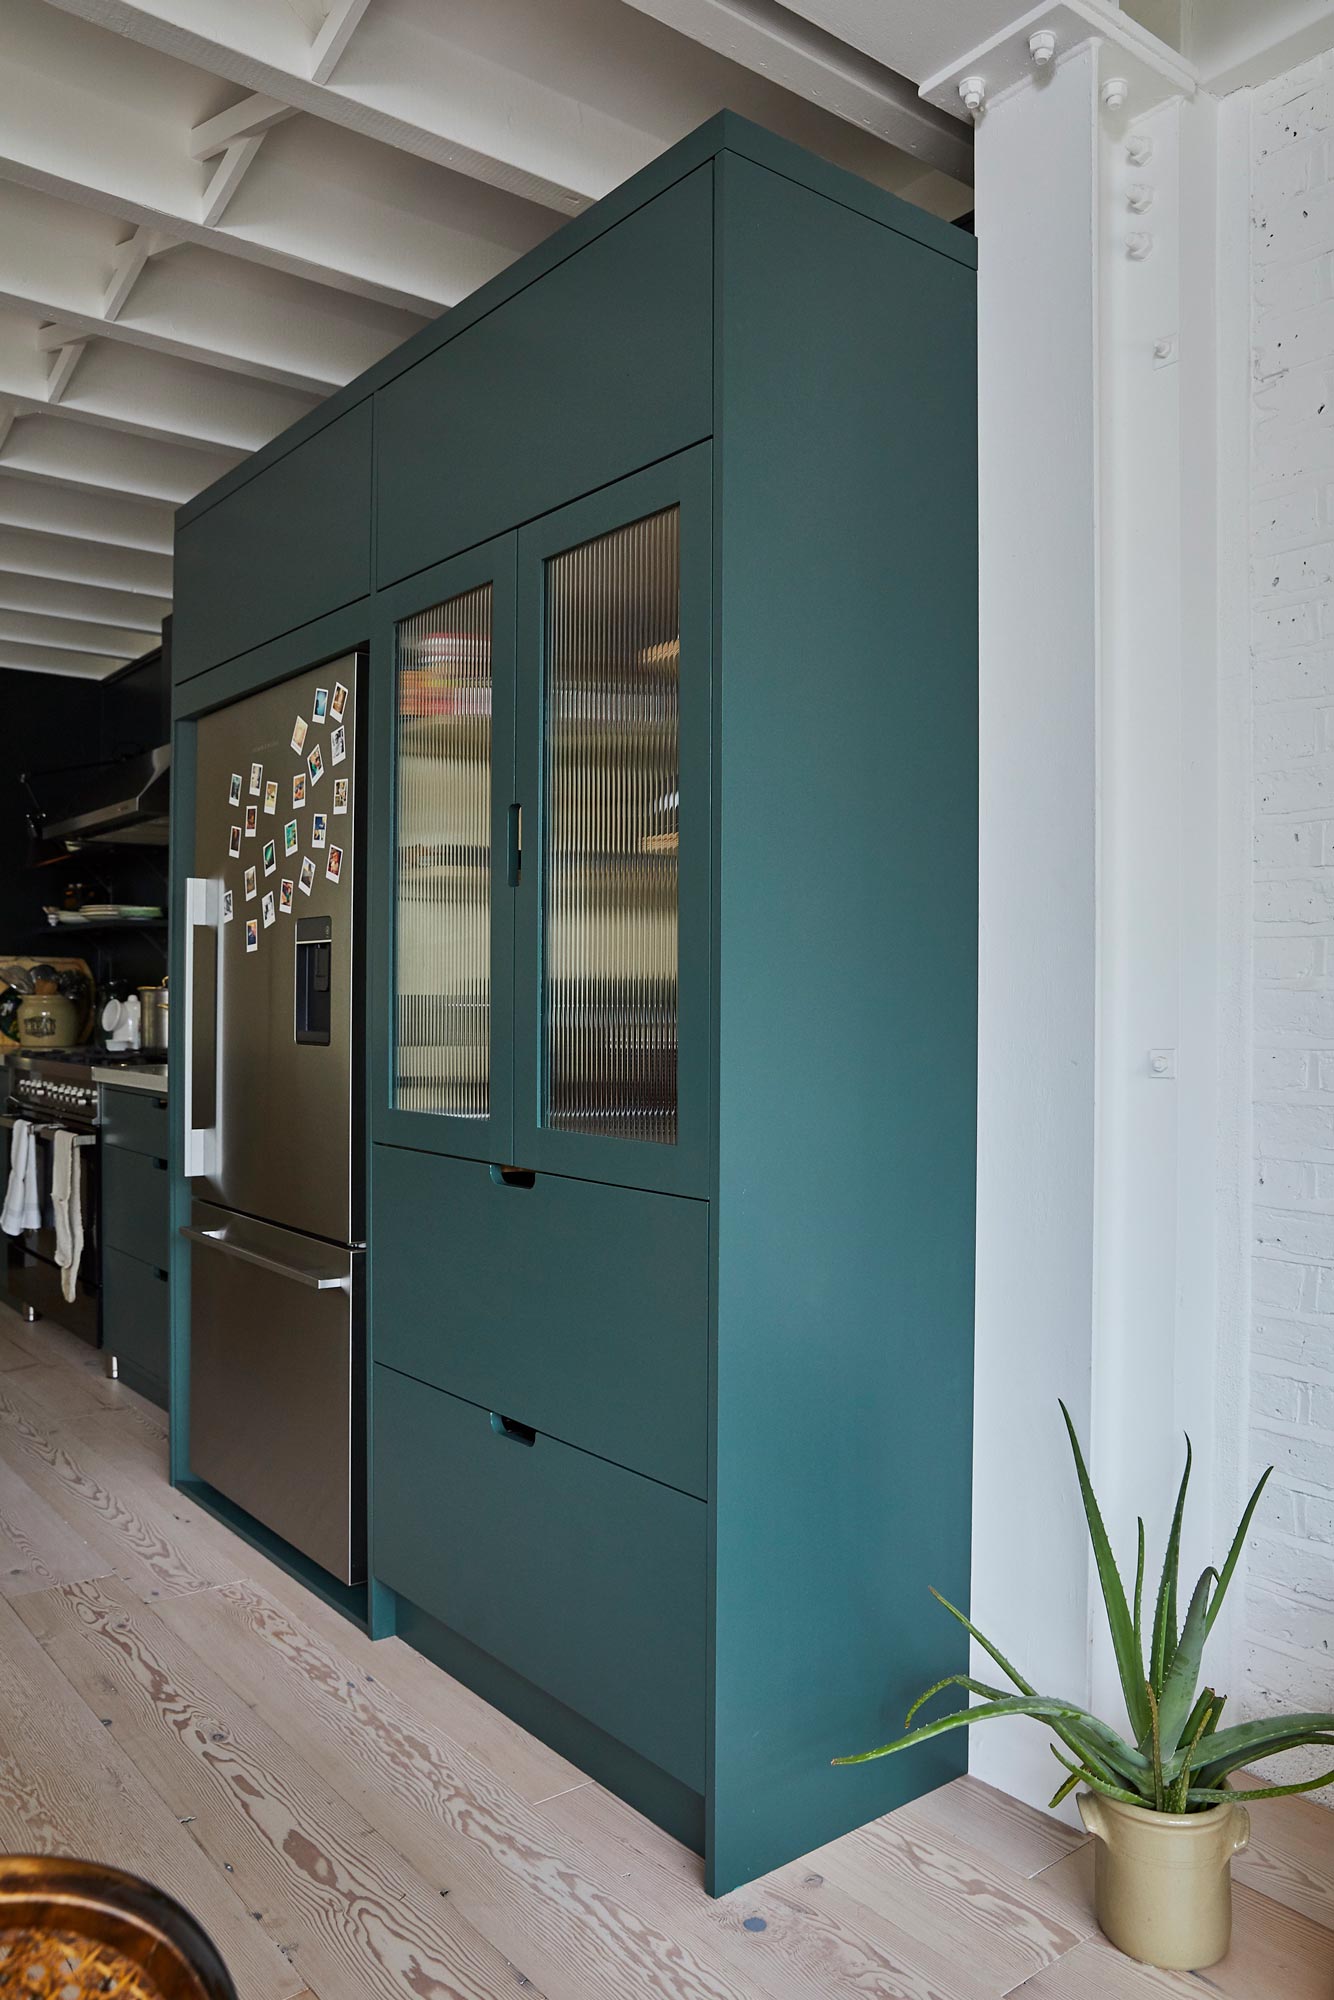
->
[490, 1164, 535, 1189]
[490, 1412, 536, 1446]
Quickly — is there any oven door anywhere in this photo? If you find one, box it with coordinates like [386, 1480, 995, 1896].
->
[0, 1113, 100, 1344]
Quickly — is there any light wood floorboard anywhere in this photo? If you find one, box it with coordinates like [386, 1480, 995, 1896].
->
[0, 1304, 1329, 2000]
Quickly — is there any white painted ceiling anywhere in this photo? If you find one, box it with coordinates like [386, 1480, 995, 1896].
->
[0, 0, 973, 679]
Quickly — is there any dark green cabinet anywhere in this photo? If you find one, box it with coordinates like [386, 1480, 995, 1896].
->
[374, 167, 714, 588]
[100, 1085, 169, 1407]
[173, 113, 977, 1897]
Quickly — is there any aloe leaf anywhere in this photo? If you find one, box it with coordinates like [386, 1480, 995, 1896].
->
[1205, 1465, 1273, 1639]
[1170, 1694, 1215, 1813]
[1133, 1517, 1145, 1672]
[1188, 1766, 1334, 1805]
[1196, 1730, 1334, 1787]
[927, 1589, 1036, 1695]
[1048, 1768, 1083, 1811]
[926, 1588, 1126, 1787]
[1059, 1402, 1149, 1739]
[1151, 1436, 1192, 1696]
[831, 1695, 1148, 1770]
[1048, 1744, 1148, 1806]
[1156, 1567, 1216, 1757]
[1191, 1712, 1334, 1779]
[905, 1674, 1009, 1729]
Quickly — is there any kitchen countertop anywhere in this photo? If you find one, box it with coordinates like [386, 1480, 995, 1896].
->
[92, 1064, 168, 1096]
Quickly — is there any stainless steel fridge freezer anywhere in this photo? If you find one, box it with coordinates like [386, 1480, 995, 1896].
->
[182, 655, 365, 1583]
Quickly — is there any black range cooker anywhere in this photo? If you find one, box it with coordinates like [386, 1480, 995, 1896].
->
[2, 1047, 163, 1344]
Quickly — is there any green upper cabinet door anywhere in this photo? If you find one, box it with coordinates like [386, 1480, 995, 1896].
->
[513, 446, 712, 1197]
[173, 402, 373, 683]
[369, 537, 518, 1162]
[373, 168, 714, 590]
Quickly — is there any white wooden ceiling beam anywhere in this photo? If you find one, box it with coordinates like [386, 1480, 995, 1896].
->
[43, 338, 87, 406]
[189, 92, 296, 161]
[0, 410, 240, 506]
[103, 225, 162, 322]
[0, 606, 151, 659]
[0, 638, 134, 678]
[0, 523, 171, 597]
[620, 0, 973, 178]
[200, 135, 266, 227]
[0, 470, 173, 554]
[310, 0, 374, 85]
[0, 569, 169, 632]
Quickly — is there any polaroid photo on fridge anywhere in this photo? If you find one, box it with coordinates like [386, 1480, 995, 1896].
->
[284, 819, 299, 855]
[330, 725, 346, 766]
[291, 716, 308, 754]
[263, 839, 277, 877]
[292, 772, 306, 808]
[326, 845, 343, 884]
[244, 805, 257, 837]
[331, 681, 348, 723]
[299, 856, 316, 896]
[307, 743, 324, 786]
[333, 778, 348, 815]
[245, 918, 258, 953]
[264, 780, 278, 815]
[228, 825, 242, 858]
[222, 889, 234, 923]
[279, 878, 294, 914]
[311, 812, 327, 849]
[262, 891, 276, 928]
[249, 762, 263, 796]
[313, 687, 329, 724]
[228, 773, 242, 807]
[244, 866, 257, 901]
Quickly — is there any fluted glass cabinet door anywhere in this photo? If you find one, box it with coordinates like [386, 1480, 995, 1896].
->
[515, 446, 711, 1196]
[375, 536, 517, 1160]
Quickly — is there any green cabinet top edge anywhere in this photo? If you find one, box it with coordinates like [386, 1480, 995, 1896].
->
[175, 112, 972, 537]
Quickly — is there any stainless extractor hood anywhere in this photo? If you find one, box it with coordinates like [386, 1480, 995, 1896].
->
[44, 744, 171, 847]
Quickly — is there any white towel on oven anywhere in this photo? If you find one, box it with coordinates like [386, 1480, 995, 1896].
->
[51, 1127, 83, 1304]
[1, 1119, 40, 1237]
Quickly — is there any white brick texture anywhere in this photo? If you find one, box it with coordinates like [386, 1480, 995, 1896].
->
[1249, 56, 1334, 1797]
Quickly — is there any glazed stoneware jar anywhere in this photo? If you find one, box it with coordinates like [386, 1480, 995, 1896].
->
[1078, 1790, 1250, 1970]
[15, 993, 78, 1049]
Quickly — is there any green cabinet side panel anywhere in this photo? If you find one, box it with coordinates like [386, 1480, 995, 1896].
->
[374, 169, 714, 587]
[173, 402, 373, 682]
[708, 155, 978, 1893]
[372, 1144, 709, 1497]
[102, 1144, 171, 1272]
[102, 1247, 169, 1406]
[373, 1362, 707, 1790]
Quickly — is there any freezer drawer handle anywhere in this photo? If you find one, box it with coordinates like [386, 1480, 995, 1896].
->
[180, 1223, 351, 1293]
[490, 1412, 536, 1446]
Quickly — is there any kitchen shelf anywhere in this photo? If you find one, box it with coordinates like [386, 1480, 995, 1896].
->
[41, 918, 168, 935]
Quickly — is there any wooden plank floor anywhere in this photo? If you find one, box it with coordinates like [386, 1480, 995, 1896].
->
[0, 1303, 1330, 1999]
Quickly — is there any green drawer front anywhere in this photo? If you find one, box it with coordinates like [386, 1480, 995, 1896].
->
[372, 1147, 708, 1498]
[173, 401, 372, 679]
[101, 1246, 169, 1404]
[100, 1087, 169, 1159]
[374, 167, 714, 587]
[374, 1364, 706, 1791]
[101, 1145, 170, 1270]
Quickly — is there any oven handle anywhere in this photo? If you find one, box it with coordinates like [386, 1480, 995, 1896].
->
[0, 1114, 95, 1140]
[180, 1224, 351, 1292]
[183, 876, 220, 1178]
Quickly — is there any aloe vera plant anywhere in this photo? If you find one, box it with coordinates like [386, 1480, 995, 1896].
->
[834, 1404, 1334, 1810]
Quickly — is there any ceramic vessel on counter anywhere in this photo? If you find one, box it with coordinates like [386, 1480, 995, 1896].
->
[15, 992, 79, 1049]
[1078, 1790, 1251, 1970]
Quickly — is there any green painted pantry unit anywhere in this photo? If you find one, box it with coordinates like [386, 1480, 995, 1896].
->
[168, 114, 978, 1895]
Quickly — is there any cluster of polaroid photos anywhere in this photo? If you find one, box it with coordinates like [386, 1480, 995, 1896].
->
[221, 677, 350, 955]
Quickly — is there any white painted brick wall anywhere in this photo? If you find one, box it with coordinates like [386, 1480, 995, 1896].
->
[1248, 53, 1334, 1796]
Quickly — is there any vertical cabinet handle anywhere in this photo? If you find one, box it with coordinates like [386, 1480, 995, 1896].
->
[506, 803, 523, 887]
[183, 876, 220, 1178]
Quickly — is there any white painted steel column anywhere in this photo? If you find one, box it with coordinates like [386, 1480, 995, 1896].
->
[954, 19, 1244, 1811]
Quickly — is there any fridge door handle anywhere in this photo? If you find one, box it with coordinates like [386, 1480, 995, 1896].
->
[183, 875, 220, 1178]
[180, 1223, 352, 1293]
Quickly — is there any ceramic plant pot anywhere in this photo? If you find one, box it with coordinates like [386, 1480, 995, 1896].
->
[1078, 1790, 1250, 1971]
